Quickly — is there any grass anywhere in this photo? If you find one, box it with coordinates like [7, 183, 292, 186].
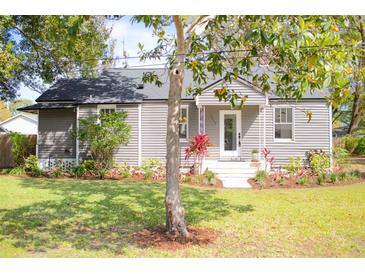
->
[0, 174, 364, 257]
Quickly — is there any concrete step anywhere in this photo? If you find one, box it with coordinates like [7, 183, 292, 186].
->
[216, 175, 253, 188]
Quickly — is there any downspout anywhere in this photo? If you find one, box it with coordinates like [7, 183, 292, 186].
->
[138, 103, 142, 166]
[76, 106, 79, 165]
[329, 103, 333, 168]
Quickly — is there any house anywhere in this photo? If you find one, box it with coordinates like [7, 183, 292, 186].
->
[19, 68, 332, 188]
[0, 113, 38, 135]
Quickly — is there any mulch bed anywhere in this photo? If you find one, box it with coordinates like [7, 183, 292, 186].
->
[248, 176, 364, 189]
[132, 225, 219, 251]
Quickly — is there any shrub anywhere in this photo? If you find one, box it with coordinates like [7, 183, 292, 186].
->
[185, 133, 211, 175]
[297, 176, 308, 185]
[283, 156, 303, 174]
[328, 173, 338, 183]
[355, 137, 365, 155]
[316, 173, 327, 185]
[24, 155, 42, 177]
[338, 170, 361, 181]
[9, 132, 34, 166]
[8, 166, 25, 176]
[307, 149, 330, 175]
[204, 170, 216, 182]
[71, 165, 87, 178]
[81, 160, 98, 173]
[255, 170, 268, 188]
[333, 147, 350, 168]
[141, 159, 165, 180]
[343, 135, 359, 154]
[77, 112, 131, 169]
[118, 163, 131, 178]
[49, 160, 65, 178]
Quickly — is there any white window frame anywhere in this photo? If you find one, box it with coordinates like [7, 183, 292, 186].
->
[273, 106, 295, 143]
[179, 105, 189, 142]
[96, 104, 116, 124]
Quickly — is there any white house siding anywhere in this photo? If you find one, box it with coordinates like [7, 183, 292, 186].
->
[141, 101, 198, 166]
[38, 108, 76, 159]
[197, 79, 266, 106]
[264, 100, 331, 166]
[114, 104, 139, 165]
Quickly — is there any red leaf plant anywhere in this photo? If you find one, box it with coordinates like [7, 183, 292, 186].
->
[185, 133, 211, 175]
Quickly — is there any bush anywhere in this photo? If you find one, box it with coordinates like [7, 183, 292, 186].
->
[118, 163, 131, 178]
[49, 160, 65, 178]
[297, 176, 308, 185]
[204, 170, 216, 182]
[333, 147, 350, 168]
[343, 135, 359, 154]
[184, 133, 211, 175]
[24, 155, 42, 177]
[8, 166, 25, 176]
[317, 173, 327, 185]
[328, 173, 338, 183]
[71, 165, 87, 178]
[9, 132, 34, 166]
[338, 170, 361, 181]
[141, 159, 165, 180]
[255, 170, 268, 188]
[355, 137, 365, 155]
[283, 156, 303, 174]
[307, 150, 330, 175]
[77, 112, 131, 169]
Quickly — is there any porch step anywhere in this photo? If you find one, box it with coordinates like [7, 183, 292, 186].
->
[201, 160, 264, 188]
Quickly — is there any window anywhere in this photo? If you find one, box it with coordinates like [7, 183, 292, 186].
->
[274, 107, 293, 140]
[97, 104, 116, 124]
[179, 106, 189, 140]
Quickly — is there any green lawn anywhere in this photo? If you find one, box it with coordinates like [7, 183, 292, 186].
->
[0, 175, 364, 257]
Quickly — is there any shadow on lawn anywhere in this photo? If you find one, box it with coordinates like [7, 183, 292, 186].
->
[0, 178, 253, 254]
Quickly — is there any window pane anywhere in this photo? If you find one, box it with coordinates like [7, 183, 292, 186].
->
[287, 108, 292, 122]
[275, 124, 292, 139]
[179, 123, 187, 139]
[280, 108, 287, 123]
[224, 114, 237, 151]
[275, 108, 280, 123]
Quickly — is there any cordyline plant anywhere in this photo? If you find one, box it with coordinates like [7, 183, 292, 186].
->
[185, 133, 211, 175]
[132, 15, 358, 239]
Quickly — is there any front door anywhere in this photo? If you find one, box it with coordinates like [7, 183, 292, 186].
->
[219, 110, 241, 158]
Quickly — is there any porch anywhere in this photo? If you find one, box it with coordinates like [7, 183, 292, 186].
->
[195, 80, 269, 188]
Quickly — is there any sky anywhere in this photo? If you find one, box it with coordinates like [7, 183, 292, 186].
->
[18, 16, 174, 102]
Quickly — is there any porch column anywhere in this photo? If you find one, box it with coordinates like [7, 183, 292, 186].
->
[198, 106, 205, 134]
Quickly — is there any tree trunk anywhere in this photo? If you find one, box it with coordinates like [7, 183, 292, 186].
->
[165, 16, 189, 239]
[348, 17, 365, 134]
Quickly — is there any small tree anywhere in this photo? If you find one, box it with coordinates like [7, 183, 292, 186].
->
[185, 133, 211, 175]
[9, 132, 35, 166]
[77, 112, 131, 169]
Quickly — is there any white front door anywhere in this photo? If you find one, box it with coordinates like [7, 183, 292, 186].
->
[219, 110, 241, 158]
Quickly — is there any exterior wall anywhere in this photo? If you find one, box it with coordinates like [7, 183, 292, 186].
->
[197, 79, 266, 106]
[264, 100, 331, 166]
[38, 108, 76, 159]
[141, 101, 198, 166]
[114, 104, 139, 165]
[0, 115, 38, 135]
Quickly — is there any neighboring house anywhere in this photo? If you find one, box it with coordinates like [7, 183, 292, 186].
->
[19, 68, 332, 188]
[0, 113, 38, 135]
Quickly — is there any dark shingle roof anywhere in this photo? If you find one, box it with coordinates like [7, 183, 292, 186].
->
[33, 67, 327, 105]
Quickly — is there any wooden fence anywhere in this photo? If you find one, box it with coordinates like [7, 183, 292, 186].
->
[0, 134, 37, 168]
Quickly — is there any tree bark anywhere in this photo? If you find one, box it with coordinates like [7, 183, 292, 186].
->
[348, 17, 365, 134]
[165, 16, 189, 239]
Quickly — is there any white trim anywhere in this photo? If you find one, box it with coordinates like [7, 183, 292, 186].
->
[0, 113, 38, 126]
[219, 110, 241, 158]
[273, 106, 295, 142]
[36, 110, 39, 158]
[329, 103, 333, 167]
[138, 103, 142, 166]
[263, 106, 266, 148]
[76, 106, 80, 165]
[179, 105, 189, 142]
[198, 106, 201, 133]
[97, 104, 116, 113]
